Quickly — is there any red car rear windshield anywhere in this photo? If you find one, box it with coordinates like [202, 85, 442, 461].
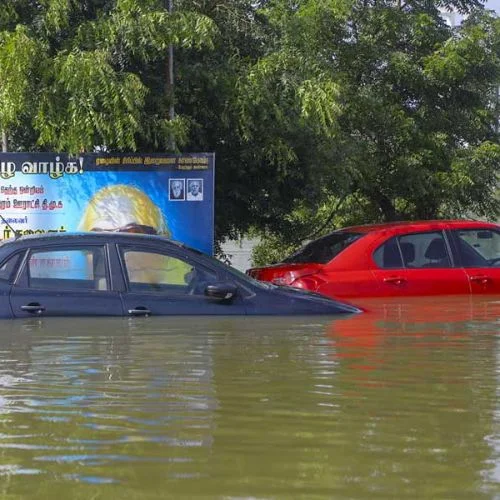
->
[282, 231, 364, 264]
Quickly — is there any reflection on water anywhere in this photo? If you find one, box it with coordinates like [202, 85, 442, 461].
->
[0, 297, 499, 498]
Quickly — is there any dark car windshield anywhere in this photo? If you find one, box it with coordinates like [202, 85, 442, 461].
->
[282, 231, 364, 264]
[181, 244, 276, 290]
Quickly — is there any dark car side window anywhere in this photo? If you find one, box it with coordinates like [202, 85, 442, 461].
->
[122, 249, 217, 295]
[27, 247, 108, 291]
[374, 232, 452, 269]
[282, 232, 364, 264]
[453, 228, 500, 267]
[373, 237, 403, 268]
[0, 253, 23, 283]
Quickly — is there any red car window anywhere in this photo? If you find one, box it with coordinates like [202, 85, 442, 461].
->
[374, 232, 452, 269]
[283, 232, 364, 264]
[454, 229, 500, 267]
[373, 237, 403, 268]
[400, 232, 452, 268]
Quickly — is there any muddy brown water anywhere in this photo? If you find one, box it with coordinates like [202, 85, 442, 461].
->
[0, 295, 499, 498]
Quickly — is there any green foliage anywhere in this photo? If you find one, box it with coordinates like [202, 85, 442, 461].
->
[0, 0, 217, 152]
[441, 141, 500, 216]
[251, 232, 298, 266]
[41, 0, 77, 32]
[237, 0, 499, 249]
[0, 25, 40, 133]
[0, 1, 18, 29]
[250, 194, 381, 266]
[76, 2, 217, 62]
[0, 0, 498, 253]
[36, 49, 147, 152]
[231, 0, 500, 264]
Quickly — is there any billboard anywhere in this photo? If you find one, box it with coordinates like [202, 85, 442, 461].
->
[0, 152, 215, 255]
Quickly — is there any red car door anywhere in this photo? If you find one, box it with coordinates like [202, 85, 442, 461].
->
[371, 231, 470, 296]
[370, 236, 412, 297]
[451, 227, 500, 295]
[317, 268, 382, 298]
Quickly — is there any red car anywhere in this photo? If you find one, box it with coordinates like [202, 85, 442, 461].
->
[246, 220, 500, 298]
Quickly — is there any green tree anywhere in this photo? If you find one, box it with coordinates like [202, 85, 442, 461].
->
[0, 0, 216, 152]
[173, 0, 347, 245]
[237, 0, 500, 262]
[1, 0, 499, 256]
[172, 0, 275, 244]
[0, 24, 39, 151]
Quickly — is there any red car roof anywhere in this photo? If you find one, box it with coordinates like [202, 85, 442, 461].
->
[340, 219, 498, 234]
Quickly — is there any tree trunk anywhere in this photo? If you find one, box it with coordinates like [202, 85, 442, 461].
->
[376, 194, 398, 221]
[415, 201, 439, 220]
[165, 0, 175, 151]
[1, 129, 7, 152]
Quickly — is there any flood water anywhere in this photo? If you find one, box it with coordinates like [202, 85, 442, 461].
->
[0, 296, 499, 498]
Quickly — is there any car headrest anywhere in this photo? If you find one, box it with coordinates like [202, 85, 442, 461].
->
[424, 238, 447, 260]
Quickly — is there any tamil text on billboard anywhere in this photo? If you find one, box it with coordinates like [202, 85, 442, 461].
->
[0, 153, 215, 255]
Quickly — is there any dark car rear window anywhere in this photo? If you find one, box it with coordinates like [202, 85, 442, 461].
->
[282, 232, 364, 264]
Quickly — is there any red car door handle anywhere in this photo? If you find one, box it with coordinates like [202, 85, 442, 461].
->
[469, 275, 491, 285]
[383, 277, 406, 285]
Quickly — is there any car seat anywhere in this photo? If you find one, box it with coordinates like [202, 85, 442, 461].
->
[424, 238, 450, 267]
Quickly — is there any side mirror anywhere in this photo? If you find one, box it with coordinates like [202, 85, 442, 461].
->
[205, 282, 238, 301]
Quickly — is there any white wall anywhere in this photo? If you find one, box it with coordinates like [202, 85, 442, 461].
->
[220, 237, 259, 272]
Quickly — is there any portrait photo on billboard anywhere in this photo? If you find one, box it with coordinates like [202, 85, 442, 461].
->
[169, 178, 185, 201]
[187, 179, 203, 201]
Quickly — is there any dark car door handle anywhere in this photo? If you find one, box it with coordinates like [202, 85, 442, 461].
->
[128, 308, 151, 317]
[383, 277, 406, 285]
[21, 303, 46, 314]
[469, 275, 491, 285]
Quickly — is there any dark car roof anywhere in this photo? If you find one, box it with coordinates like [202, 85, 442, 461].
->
[0, 231, 195, 251]
[339, 219, 498, 234]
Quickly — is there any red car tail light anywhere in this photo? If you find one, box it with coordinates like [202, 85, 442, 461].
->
[271, 274, 293, 286]
[271, 269, 316, 287]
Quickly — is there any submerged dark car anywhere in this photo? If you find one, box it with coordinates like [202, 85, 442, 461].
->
[0, 232, 361, 318]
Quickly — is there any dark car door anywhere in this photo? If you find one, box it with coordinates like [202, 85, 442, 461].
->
[117, 244, 247, 316]
[10, 244, 124, 318]
[450, 227, 500, 294]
